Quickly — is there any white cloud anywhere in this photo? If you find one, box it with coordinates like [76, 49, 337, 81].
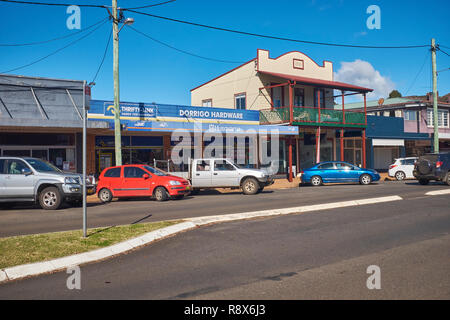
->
[334, 59, 395, 100]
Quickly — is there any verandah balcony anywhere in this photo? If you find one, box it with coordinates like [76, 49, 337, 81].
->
[260, 106, 366, 128]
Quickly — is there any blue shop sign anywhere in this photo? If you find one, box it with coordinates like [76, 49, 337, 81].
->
[89, 100, 260, 123]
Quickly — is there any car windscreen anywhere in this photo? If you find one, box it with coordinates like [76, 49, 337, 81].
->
[143, 166, 167, 176]
[232, 162, 245, 169]
[25, 158, 62, 173]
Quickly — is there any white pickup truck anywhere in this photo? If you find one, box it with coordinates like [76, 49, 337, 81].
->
[170, 158, 274, 195]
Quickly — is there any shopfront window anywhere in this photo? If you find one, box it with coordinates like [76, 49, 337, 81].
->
[95, 135, 164, 174]
[0, 133, 76, 172]
[49, 148, 72, 171]
[31, 149, 48, 160]
[2, 150, 30, 157]
[0, 133, 74, 146]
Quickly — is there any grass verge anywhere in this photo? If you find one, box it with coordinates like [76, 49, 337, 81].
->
[0, 220, 182, 269]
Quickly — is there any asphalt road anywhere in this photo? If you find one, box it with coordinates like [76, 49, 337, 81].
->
[0, 180, 448, 237]
[0, 192, 449, 299]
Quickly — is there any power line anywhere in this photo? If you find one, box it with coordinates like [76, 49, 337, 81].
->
[0, 19, 108, 74]
[91, 28, 112, 83]
[0, 0, 105, 7]
[0, 17, 108, 46]
[404, 51, 429, 96]
[0, 1, 432, 49]
[0, 0, 175, 10]
[126, 9, 430, 49]
[438, 48, 450, 57]
[129, 26, 244, 64]
[122, 0, 176, 10]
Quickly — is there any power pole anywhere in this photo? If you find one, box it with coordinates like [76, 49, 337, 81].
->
[431, 38, 439, 153]
[112, 0, 122, 166]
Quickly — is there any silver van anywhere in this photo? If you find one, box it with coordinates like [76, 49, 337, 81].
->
[0, 157, 85, 210]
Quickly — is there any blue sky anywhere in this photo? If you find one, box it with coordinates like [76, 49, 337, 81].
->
[1, 0, 449, 106]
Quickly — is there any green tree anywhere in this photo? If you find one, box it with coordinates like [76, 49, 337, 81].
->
[388, 90, 402, 98]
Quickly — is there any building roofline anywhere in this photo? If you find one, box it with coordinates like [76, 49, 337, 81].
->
[0, 73, 85, 84]
[190, 58, 256, 92]
[256, 49, 332, 72]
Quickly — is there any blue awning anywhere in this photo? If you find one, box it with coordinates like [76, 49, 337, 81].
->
[122, 120, 299, 135]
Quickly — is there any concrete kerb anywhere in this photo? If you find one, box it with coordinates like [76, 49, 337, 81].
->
[0, 270, 8, 282]
[0, 221, 198, 283]
[0, 196, 403, 283]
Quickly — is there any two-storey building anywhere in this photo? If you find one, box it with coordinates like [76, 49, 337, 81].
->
[337, 93, 450, 170]
[191, 49, 373, 181]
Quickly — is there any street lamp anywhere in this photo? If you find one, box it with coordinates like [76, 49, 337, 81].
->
[118, 17, 134, 34]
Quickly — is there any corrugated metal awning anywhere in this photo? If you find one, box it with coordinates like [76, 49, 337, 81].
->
[258, 71, 373, 93]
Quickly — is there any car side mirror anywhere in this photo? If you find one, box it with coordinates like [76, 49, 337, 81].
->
[22, 168, 32, 175]
[143, 174, 150, 179]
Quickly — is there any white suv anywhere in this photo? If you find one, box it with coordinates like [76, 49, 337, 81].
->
[388, 157, 418, 180]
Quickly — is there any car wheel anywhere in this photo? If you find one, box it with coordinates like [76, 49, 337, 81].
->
[395, 171, 406, 181]
[39, 187, 62, 210]
[360, 174, 372, 185]
[98, 188, 113, 203]
[242, 177, 259, 195]
[418, 178, 429, 185]
[311, 175, 323, 186]
[444, 172, 450, 186]
[154, 187, 169, 201]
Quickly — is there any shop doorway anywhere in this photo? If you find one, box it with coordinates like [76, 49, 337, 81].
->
[344, 138, 363, 167]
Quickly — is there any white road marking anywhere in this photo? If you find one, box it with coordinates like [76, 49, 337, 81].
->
[425, 189, 450, 196]
[187, 195, 403, 226]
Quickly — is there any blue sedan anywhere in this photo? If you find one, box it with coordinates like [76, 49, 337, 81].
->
[300, 161, 380, 186]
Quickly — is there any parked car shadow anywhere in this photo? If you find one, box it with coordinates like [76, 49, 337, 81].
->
[191, 189, 274, 196]
[0, 200, 106, 211]
[299, 182, 381, 188]
[404, 181, 447, 186]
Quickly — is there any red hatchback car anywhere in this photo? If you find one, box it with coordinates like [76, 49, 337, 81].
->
[96, 165, 191, 202]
